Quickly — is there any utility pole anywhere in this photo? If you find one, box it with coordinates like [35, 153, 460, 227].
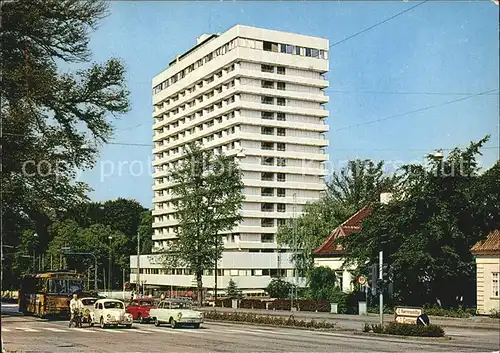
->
[137, 233, 140, 296]
[108, 236, 113, 295]
[379, 250, 383, 325]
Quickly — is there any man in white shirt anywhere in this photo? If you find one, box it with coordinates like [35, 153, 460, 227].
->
[69, 293, 83, 327]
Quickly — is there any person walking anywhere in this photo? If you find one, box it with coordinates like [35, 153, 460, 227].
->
[160, 292, 165, 301]
[69, 293, 83, 328]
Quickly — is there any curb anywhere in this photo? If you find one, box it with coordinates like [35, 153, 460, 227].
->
[352, 331, 452, 341]
[203, 318, 351, 333]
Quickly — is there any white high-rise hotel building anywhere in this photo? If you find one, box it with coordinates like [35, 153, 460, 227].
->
[130, 25, 329, 295]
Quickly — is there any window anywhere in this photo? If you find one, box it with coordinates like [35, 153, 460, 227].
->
[277, 143, 286, 151]
[261, 172, 274, 181]
[263, 41, 273, 51]
[261, 111, 274, 120]
[261, 203, 274, 212]
[277, 128, 286, 136]
[280, 44, 286, 53]
[261, 188, 274, 197]
[277, 219, 286, 227]
[286, 45, 294, 54]
[277, 98, 286, 106]
[493, 273, 499, 297]
[262, 96, 274, 105]
[262, 157, 274, 166]
[261, 142, 274, 150]
[277, 188, 286, 197]
[311, 49, 319, 58]
[261, 126, 274, 135]
[261, 234, 274, 243]
[261, 80, 274, 89]
[277, 82, 286, 91]
[261, 218, 274, 227]
[295, 46, 301, 55]
[277, 173, 286, 182]
[276, 158, 286, 167]
[277, 113, 286, 121]
[305, 48, 312, 57]
[277, 204, 286, 212]
[277, 66, 286, 75]
[261, 64, 274, 73]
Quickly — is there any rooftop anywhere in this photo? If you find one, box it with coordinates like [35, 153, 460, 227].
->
[314, 206, 372, 256]
[471, 229, 500, 256]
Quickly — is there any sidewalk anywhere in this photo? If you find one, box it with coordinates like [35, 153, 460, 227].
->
[199, 306, 500, 331]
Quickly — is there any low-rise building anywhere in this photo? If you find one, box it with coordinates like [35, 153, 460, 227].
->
[471, 229, 500, 315]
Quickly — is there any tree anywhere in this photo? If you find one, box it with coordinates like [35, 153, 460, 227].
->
[138, 210, 153, 254]
[166, 143, 244, 305]
[307, 266, 337, 301]
[266, 278, 295, 299]
[1, 0, 129, 288]
[226, 279, 242, 299]
[340, 137, 500, 307]
[278, 159, 396, 274]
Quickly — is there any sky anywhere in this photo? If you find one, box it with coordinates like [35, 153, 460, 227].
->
[78, 0, 499, 209]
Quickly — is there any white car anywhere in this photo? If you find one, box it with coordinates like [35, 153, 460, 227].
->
[80, 297, 99, 324]
[149, 299, 203, 328]
[90, 299, 133, 328]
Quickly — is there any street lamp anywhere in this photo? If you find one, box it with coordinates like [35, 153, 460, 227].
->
[108, 236, 113, 295]
[208, 206, 218, 300]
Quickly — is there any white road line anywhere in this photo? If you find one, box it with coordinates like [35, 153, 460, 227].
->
[251, 329, 291, 335]
[141, 328, 174, 333]
[71, 328, 92, 333]
[15, 327, 38, 332]
[41, 327, 69, 333]
[102, 329, 124, 333]
[226, 328, 268, 336]
[1, 328, 11, 332]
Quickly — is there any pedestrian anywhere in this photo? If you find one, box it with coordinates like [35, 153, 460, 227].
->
[69, 293, 83, 328]
[160, 292, 165, 301]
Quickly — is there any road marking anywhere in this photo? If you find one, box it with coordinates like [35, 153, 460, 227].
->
[15, 327, 38, 332]
[1, 328, 11, 332]
[41, 327, 69, 333]
[226, 328, 267, 336]
[102, 329, 124, 333]
[251, 328, 291, 335]
[141, 328, 175, 333]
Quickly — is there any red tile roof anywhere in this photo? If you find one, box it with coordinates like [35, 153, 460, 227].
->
[471, 229, 500, 255]
[314, 206, 372, 256]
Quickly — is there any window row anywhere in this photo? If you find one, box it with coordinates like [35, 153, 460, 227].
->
[261, 96, 286, 106]
[261, 111, 286, 121]
[261, 126, 286, 136]
[261, 142, 286, 151]
[261, 172, 286, 182]
[239, 37, 328, 60]
[261, 187, 286, 197]
[261, 64, 286, 75]
[261, 156, 287, 167]
[133, 267, 298, 278]
[261, 218, 287, 228]
[153, 39, 238, 94]
[261, 203, 287, 213]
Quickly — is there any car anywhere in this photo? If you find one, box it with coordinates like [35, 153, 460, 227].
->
[80, 297, 99, 324]
[126, 298, 157, 324]
[149, 299, 203, 328]
[89, 299, 133, 329]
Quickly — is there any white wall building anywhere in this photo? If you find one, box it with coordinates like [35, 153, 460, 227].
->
[130, 25, 329, 296]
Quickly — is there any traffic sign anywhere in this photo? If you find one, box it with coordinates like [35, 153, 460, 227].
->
[395, 316, 417, 324]
[357, 275, 367, 285]
[395, 307, 422, 317]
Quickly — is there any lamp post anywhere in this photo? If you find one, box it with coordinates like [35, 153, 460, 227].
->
[108, 236, 113, 295]
[208, 206, 217, 300]
[137, 232, 140, 298]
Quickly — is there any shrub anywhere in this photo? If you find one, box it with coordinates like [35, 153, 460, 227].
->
[269, 299, 292, 311]
[203, 311, 336, 329]
[215, 298, 232, 308]
[362, 323, 370, 332]
[371, 324, 384, 333]
[297, 300, 330, 312]
[240, 299, 266, 310]
[383, 322, 445, 337]
[489, 310, 500, 319]
[423, 305, 475, 318]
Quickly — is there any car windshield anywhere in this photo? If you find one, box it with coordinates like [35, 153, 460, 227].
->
[170, 302, 192, 309]
[104, 301, 124, 309]
[81, 298, 97, 306]
[139, 301, 152, 306]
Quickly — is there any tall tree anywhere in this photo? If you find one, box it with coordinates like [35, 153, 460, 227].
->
[166, 144, 244, 304]
[138, 210, 154, 254]
[1, 0, 130, 288]
[340, 136, 499, 307]
[278, 159, 396, 274]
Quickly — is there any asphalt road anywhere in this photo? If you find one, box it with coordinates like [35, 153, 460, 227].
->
[1, 304, 499, 353]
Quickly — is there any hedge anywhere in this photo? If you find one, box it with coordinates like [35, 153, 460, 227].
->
[240, 299, 267, 310]
[203, 311, 336, 329]
[423, 305, 475, 318]
[363, 322, 445, 337]
[215, 298, 232, 308]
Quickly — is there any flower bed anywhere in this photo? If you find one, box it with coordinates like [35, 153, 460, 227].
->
[203, 311, 336, 329]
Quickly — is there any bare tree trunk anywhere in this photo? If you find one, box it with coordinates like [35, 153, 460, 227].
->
[197, 270, 203, 306]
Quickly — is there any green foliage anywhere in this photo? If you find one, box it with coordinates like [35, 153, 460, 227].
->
[306, 267, 337, 301]
[277, 159, 396, 274]
[328, 290, 363, 314]
[1, 0, 129, 288]
[371, 324, 384, 333]
[203, 311, 336, 329]
[226, 279, 242, 299]
[266, 278, 295, 299]
[383, 322, 445, 337]
[167, 143, 244, 302]
[423, 305, 475, 318]
[340, 137, 500, 306]
[489, 310, 500, 319]
[362, 323, 371, 332]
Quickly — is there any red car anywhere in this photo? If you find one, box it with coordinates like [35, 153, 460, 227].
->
[126, 298, 157, 324]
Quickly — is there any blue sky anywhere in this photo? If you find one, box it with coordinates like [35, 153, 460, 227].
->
[80, 1, 499, 208]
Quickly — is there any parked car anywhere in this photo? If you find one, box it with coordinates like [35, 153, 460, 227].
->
[80, 297, 99, 324]
[126, 298, 157, 323]
[90, 299, 133, 329]
[149, 299, 203, 328]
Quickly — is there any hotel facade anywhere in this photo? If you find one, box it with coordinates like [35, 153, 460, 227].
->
[130, 25, 329, 296]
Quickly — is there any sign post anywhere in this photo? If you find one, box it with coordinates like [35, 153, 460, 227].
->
[379, 250, 383, 325]
[394, 307, 423, 324]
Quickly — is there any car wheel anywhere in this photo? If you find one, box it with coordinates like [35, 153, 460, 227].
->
[154, 318, 160, 327]
[89, 322, 94, 327]
[138, 315, 144, 324]
[193, 323, 200, 329]
[100, 317, 106, 329]
[169, 318, 177, 329]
